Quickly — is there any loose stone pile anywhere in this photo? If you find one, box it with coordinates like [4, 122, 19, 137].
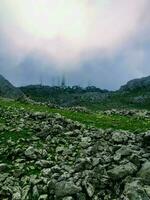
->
[67, 106, 92, 114]
[1, 106, 150, 199]
[102, 109, 150, 119]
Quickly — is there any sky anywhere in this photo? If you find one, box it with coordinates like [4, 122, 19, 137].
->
[0, 0, 150, 90]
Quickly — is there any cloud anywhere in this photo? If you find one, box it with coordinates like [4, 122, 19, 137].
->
[0, 0, 149, 63]
[0, 0, 150, 89]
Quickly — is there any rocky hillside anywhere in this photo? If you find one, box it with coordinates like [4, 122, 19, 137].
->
[0, 74, 24, 99]
[20, 85, 109, 106]
[120, 76, 150, 91]
[109, 76, 150, 109]
[19, 75, 150, 110]
[90, 75, 150, 110]
[1, 106, 150, 199]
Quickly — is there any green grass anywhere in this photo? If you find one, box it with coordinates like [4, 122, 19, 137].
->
[0, 98, 150, 133]
[0, 129, 32, 144]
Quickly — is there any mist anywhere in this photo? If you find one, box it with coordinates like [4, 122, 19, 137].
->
[0, 0, 150, 89]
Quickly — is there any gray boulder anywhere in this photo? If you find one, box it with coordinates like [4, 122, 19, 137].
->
[123, 180, 150, 200]
[0, 163, 8, 172]
[108, 162, 137, 180]
[138, 162, 150, 184]
[25, 146, 37, 159]
[55, 181, 81, 198]
[112, 131, 128, 143]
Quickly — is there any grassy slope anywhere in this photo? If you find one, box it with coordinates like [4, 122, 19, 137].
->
[0, 98, 150, 133]
[81, 90, 150, 111]
[21, 90, 150, 111]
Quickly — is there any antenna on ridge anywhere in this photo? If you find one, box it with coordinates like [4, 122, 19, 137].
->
[61, 74, 66, 88]
[39, 75, 43, 86]
[87, 80, 92, 87]
[57, 76, 60, 87]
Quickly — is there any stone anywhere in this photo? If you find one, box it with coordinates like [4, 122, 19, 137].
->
[33, 185, 39, 199]
[123, 180, 150, 200]
[12, 192, 21, 200]
[80, 137, 91, 148]
[0, 163, 8, 171]
[112, 131, 128, 143]
[22, 185, 30, 200]
[56, 146, 65, 153]
[108, 162, 137, 180]
[83, 180, 95, 197]
[76, 192, 86, 200]
[144, 186, 150, 197]
[129, 154, 141, 167]
[62, 197, 74, 200]
[75, 158, 91, 172]
[114, 153, 121, 161]
[35, 160, 51, 168]
[25, 146, 37, 159]
[138, 162, 150, 184]
[38, 194, 48, 200]
[55, 181, 82, 197]
[92, 158, 100, 167]
[0, 173, 9, 182]
[116, 146, 131, 157]
[42, 168, 52, 177]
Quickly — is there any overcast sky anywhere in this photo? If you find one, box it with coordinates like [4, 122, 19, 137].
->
[0, 0, 150, 90]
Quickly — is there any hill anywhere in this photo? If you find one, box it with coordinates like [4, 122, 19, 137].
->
[120, 76, 150, 91]
[82, 75, 150, 110]
[0, 74, 24, 99]
[111, 76, 150, 110]
[20, 85, 109, 107]
[19, 75, 150, 110]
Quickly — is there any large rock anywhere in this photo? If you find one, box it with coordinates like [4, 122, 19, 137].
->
[108, 162, 137, 180]
[38, 194, 48, 200]
[123, 180, 150, 200]
[25, 146, 37, 159]
[55, 181, 82, 198]
[112, 131, 128, 143]
[0, 163, 8, 172]
[82, 179, 95, 197]
[138, 162, 150, 184]
[12, 191, 22, 200]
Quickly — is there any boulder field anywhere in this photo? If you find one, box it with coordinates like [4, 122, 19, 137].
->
[0, 107, 150, 199]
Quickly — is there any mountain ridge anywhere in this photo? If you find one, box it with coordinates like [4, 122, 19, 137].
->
[119, 75, 150, 91]
[1, 73, 150, 110]
[0, 74, 25, 99]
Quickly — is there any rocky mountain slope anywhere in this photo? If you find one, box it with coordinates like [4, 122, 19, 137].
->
[0, 74, 24, 99]
[109, 76, 150, 109]
[19, 75, 150, 110]
[120, 76, 150, 91]
[1, 105, 150, 199]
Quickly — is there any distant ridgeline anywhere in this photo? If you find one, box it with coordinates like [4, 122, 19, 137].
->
[1, 73, 150, 110]
[19, 75, 150, 109]
[20, 85, 109, 106]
